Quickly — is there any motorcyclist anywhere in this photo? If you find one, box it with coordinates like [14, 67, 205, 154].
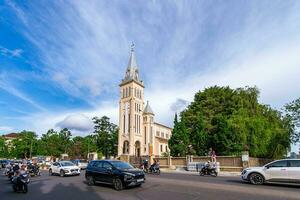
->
[143, 159, 148, 170]
[28, 162, 40, 176]
[150, 159, 160, 172]
[4, 162, 12, 175]
[14, 165, 28, 186]
[13, 163, 20, 173]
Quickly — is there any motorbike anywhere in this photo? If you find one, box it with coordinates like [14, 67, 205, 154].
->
[139, 161, 149, 173]
[6, 168, 14, 180]
[12, 173, 30, 193]
[149, 165, 160, 175]
[28, 166, 41, 177]
[199, 164, 218, 177]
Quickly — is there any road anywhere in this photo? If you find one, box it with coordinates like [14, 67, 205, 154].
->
[1, 169, 300, 200]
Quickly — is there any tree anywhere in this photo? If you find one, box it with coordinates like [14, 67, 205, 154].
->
[40, 129, 63, 157]
[10, 131, 38, 159]
[93, 116, 118, 158]
[58, 128, 72, 153]
[169, 113, 189, 156]
[174, 86, 292, 158]
[0, 136, 8, 158]
[285, 97, 300, 143]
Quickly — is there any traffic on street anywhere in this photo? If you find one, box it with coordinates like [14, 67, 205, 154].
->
[1, 163, 300, 200]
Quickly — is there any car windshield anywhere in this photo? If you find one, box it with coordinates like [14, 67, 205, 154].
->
[111, 161, 134, 169]
[60, 161, 74, 167]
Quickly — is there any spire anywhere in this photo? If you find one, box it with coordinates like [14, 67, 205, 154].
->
[127, 43, 138, 71]
[121, 43, 143, 85]
[144, 101, 154, 115]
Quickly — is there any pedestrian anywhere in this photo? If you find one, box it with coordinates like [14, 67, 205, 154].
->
[210, 148, 217, 163]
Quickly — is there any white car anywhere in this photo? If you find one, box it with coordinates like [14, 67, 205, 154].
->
[49, 161, 80, 177]
[241, 159, 300, 185]
[71, 159, 88, 170]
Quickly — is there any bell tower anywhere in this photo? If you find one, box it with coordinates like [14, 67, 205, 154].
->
[118, 44, 145, 156]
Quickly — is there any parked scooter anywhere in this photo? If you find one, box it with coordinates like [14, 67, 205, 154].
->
[11, 173, 30, 193]
[199, 162, 218, 177]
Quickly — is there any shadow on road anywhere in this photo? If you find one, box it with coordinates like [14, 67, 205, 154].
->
[0, 173, 105, 200]
[226, 179, 300, 189]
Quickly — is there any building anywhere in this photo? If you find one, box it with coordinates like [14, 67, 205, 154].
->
[2, 133, 18, 151]
[118, 45, 172, 157]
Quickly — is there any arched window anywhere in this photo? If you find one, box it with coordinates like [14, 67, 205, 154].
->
[123, 141, 129, 154]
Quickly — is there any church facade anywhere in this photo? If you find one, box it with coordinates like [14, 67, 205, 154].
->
[117, 46, 172, 157]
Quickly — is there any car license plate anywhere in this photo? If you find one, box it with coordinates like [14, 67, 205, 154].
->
[137, 178, 144, 183]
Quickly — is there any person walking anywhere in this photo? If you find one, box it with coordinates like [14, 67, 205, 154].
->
[210, 148, 217, 163]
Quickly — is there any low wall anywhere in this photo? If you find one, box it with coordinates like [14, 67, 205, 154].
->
[125, 155, 272, 172]
[249, 157, 272, 167]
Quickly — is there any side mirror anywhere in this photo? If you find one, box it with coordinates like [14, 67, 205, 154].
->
[265, 165, 270, 169]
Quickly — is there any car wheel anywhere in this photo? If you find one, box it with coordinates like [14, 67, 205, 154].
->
[49, 169, 53, 176]
[86, 175, 95, 186]
[113, 178, 123, 191]
[60, 170, 65, 177]
[211, 170, 218, 177]
[249, 173, 264, 185]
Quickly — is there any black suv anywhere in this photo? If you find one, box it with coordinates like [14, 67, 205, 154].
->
[85, 160, 145, 190]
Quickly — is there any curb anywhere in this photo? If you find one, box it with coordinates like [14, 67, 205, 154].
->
[160, 169, 240, 177]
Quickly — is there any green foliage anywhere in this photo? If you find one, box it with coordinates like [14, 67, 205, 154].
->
[285, 97, 300, 143]
[169, 86, 292, 159]
[169, 113, 189, 156]
[93, 116, 118, 158]
[0, 136, 8, 158]
[10, 131, 38, 159]
[0, 115, 119, 159]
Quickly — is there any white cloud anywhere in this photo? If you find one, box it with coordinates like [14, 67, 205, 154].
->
[18, 101, 119, 137]
[0, 126, 13, 132]
[0, 46, 23, 58]
[3, 1, 300, 147]
[56, 114, 93, 132]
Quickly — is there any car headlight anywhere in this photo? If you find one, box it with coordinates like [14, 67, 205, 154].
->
[242, 168, 251, 175]
[124, 173, 134, 180]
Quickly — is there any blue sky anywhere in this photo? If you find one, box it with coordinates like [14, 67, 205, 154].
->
[0, 0, 300, 150]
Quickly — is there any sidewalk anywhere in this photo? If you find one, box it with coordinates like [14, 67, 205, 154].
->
[160, 168, 241, 177]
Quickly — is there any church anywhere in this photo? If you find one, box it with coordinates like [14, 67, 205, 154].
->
[117, 46, 172, 157]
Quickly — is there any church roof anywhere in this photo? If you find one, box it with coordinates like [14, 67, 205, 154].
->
[144, 101, 154, 115]
[121, 44, 143, 86]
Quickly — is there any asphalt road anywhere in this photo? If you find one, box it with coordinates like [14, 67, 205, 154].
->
[1, 169, 300, 200]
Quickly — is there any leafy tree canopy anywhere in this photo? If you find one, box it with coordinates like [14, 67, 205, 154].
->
[169, 86, 293, 159]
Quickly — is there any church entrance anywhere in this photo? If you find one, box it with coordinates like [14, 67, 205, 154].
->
[135, 141, 141, 157]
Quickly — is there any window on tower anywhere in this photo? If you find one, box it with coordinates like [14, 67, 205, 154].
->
[156, 131, 160, 137]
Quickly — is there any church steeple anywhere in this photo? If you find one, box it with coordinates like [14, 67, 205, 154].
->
[144, 101, 154, 115]
[121, 43, 143, 86]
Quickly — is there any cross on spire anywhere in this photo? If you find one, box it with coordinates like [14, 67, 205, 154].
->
[131, 42, 135, 52]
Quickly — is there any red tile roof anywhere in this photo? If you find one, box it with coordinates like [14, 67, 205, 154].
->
[3, 133, 18, 138]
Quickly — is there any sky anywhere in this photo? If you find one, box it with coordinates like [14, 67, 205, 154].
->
[0, 1, 299, 151]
